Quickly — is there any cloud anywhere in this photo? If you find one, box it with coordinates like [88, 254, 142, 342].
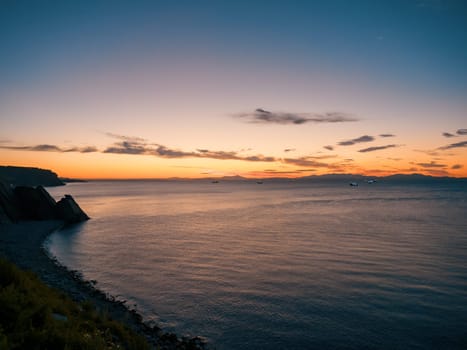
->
[414, 149, 441, 157]
[243, 155, 276, 162]
[308, 154, 338, 159]
[441, 129, 467, 138]
[31, 144, 63, 152]
[0, 144, 98, 153]
[282, 157, 331, 168]
[358, 144, 398, 153]
[425, 169, 450, 176]
[4, 135, 360, 172]
[235, 108, 358, 125]
[438, 140, 467, 150]
[260, 169, 313, 175]
[152, 145, 196, 158]
[104, 141, 149, 155]
[284, 148, 295, 152]
[103, 137, 279, 163]
[63, 146, 98, 153]
[379, 134, 395, 138]
[2, 135, 281, 165]
[416, 161, 446, 168]
[105, 132, 147, 142]
[451, 164, 463, 170]
[323, 145, 334, 151]
[338, 135, 374, 146]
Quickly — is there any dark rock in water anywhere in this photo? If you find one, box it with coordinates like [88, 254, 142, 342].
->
[56, 195, 89, 223]
[0, 181, 21, 223]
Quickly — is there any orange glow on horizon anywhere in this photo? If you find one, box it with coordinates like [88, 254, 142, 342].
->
[1, 147, 466, 179]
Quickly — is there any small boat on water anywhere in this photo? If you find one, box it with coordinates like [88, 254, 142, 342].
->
[366, 179, 376, 184]
[256, 181, 263, 184]
[211, 180, 219, 183]
[349, 182, 358, 187]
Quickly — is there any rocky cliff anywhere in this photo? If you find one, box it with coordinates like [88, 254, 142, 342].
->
[0, 181, 89, 224]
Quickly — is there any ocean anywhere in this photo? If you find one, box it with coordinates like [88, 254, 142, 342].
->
[45, 180, 467, 349]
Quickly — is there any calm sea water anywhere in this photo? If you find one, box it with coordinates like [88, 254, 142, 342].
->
[46, 180, 467, 349]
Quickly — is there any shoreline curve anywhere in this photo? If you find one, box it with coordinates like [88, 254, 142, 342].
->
[0, 221, 207, 350]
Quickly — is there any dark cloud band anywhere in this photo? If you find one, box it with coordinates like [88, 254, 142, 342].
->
[358, 144, 398, 153]
[235, 108, 358, 125]
[339, 135, 374, 146]
[0, 144, 98, 153]
[439, 140, 467, 150]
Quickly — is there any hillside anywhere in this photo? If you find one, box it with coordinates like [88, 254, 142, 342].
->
[0, 166, 64, 187]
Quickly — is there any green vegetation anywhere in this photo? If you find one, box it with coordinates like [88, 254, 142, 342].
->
[0, 257, 150, 350]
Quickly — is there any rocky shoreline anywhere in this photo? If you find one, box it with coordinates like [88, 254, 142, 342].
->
[0, 221, 207, 350]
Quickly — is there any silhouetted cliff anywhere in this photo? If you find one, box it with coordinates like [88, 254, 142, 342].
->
[0, 181, 88, 224]
[0, 166, 64, 187]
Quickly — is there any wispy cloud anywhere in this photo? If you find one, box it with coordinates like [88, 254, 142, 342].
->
[63, 146, 98, 153]
[379, 134, 395, 138]
[358, 144, 398, 153]
[235, 108, 358, 125]
[425, 169, 450, 176]
[338, 135, 374, 146]
[104, 141, 148, 155]
[323, 145, 334, 151]
[441, 129, 467, 138]
[104, 132, 147, 142]
[452, 164, 463, 170]
[259, 169, 316, 175]
[3, 137, 310, 166]
[284, 148, 296, 152]
[438, 140, 467, 150]
[414, 149, 441, 157]
[281, 156, 342, 169]
[416, 161, 446, 168]
[30, 144, 63, 152]
[103, 138, 279, 163]
[0, 144, 98, 153]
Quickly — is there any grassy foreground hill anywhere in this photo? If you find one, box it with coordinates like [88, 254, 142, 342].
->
[0, 257, 150, 350]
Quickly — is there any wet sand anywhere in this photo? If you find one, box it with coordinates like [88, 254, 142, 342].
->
[0, 221, 206, 350]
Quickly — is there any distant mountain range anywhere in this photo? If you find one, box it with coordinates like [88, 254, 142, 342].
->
[207, 173, 466, 184]
[1, 166, 465, 186]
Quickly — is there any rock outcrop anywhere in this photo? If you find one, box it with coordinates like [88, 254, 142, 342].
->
[56, 195, 90, 223]
[0, 181, 88, 224]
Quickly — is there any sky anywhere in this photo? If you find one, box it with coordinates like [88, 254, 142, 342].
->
[1, 0, 466, 179]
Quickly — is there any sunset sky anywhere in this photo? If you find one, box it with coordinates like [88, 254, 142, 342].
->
[1, 0, 466, 179]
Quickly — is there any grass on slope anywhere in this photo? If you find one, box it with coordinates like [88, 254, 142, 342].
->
[0, 257, 150, 350]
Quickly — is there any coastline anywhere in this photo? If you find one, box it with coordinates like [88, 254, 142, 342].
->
[0, 221, 206, 350]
